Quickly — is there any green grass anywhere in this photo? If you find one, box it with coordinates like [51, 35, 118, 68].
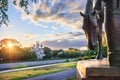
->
[64, 59, 70, 62]
[67, 76, 77, 80]
[0, 61, 77, 80]
[83, 56, 91, 60]
[12, 65, 27, 69]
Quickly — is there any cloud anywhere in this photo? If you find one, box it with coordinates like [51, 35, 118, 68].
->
[12, 0, 89, 49]
[42, 39, 87, 50]
[14, 0, 87, 29]
[1, 24, 14, 28]
[48, 31, 85, 40]
[41, 31, 87, 49]
[67, 32, 84, 37]
[52, 25, 57, 30]
[34, 22, 48, 28]
[24, 33, 38, 39]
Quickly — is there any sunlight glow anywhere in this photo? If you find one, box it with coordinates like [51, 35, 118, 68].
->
[7, 42, 13, 48]
[80, 47, 88, 50]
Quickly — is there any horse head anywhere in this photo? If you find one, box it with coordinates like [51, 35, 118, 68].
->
[80, 11, 98, 50]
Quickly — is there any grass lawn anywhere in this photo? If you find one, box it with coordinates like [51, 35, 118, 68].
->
[12, 65, 27, 69]
[67, 77, 77, 80]
[0, 61, 77, 80]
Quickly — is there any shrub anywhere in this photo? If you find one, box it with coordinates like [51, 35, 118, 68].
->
[102, 46, 107, 57]
[83, 56, 91, 60]
[90, 55, 96, 59]
[65, 59, 70, 62]
[77, 57, 83, 60]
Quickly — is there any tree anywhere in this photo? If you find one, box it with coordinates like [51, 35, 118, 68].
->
[0, 38, 22, 61]
[43, 47, 52, 58]
[0, 38, 36, 62]
[0, 38, 21, 48]
[53, 49, 64, 57]
[0, 0, 37, 26]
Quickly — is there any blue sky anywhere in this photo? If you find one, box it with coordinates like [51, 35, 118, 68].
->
[0, 0, 88, 50]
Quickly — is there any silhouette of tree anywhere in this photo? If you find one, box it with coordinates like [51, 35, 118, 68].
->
[0, 38, 36, 62]
[0, 38, 21, 48]
[0, 38, 22, 61]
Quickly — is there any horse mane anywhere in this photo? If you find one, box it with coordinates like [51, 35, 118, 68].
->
[85, 0, 93, 14]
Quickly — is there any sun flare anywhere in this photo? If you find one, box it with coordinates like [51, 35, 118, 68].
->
[7, 42, 13, 48]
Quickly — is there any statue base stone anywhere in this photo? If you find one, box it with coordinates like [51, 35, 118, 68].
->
[77, 58, 120, 80]
[109, 53, 120, 67]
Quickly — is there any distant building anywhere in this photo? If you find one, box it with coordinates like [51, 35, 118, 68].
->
[33, 42, 45, 60]
[57, 51, 64, 57]
[57, 51, 64, 55]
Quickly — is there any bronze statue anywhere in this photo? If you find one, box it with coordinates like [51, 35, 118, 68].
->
[94, 0, 120, 67]
[80, 0, 103, 59]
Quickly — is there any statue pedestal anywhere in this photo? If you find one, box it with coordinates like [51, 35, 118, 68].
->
[77, 58, 120, 80]
[109, 52, 120, 67]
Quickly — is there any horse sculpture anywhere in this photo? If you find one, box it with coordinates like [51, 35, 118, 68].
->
[95, 0, 120, 66]
[80, 0, 104, 59]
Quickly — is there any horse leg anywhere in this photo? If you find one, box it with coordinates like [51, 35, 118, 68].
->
[117, 0, 120, 9]
[96, 23, 103, 59]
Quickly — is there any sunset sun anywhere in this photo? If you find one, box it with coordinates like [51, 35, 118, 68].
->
[7, 42, 13, 48]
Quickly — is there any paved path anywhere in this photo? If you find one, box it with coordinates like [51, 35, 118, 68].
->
[0, 63, 64, 74]
[0, 58, 75, 70]
[24, 68, 76, 80]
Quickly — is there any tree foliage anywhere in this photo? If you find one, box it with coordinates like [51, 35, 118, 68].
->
[0, 0, 37, 27]
[52, 48, 82, 58]
[52, 49, 64, 57]
[0, 38, 36, 62]
[0, 0, 9, 26]
[43, 47, 52, 58]
[0, 38, 21, 48]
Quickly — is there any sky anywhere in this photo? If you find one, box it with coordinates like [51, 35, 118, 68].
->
[0, 0, 88, 50]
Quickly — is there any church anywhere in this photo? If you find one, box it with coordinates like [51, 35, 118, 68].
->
[33, 42, 45, 60]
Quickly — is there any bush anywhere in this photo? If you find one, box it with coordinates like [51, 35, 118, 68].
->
[60, 50, 82, 58]
[83, 50, 97, 56]
[102, 46, 107, 57]
[82, 46, 107, 60]
[83, 56, 91, 60]
[90, 55, 96, 59]
[77, 57, 83, 60]
[65, 59, 70, 62]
